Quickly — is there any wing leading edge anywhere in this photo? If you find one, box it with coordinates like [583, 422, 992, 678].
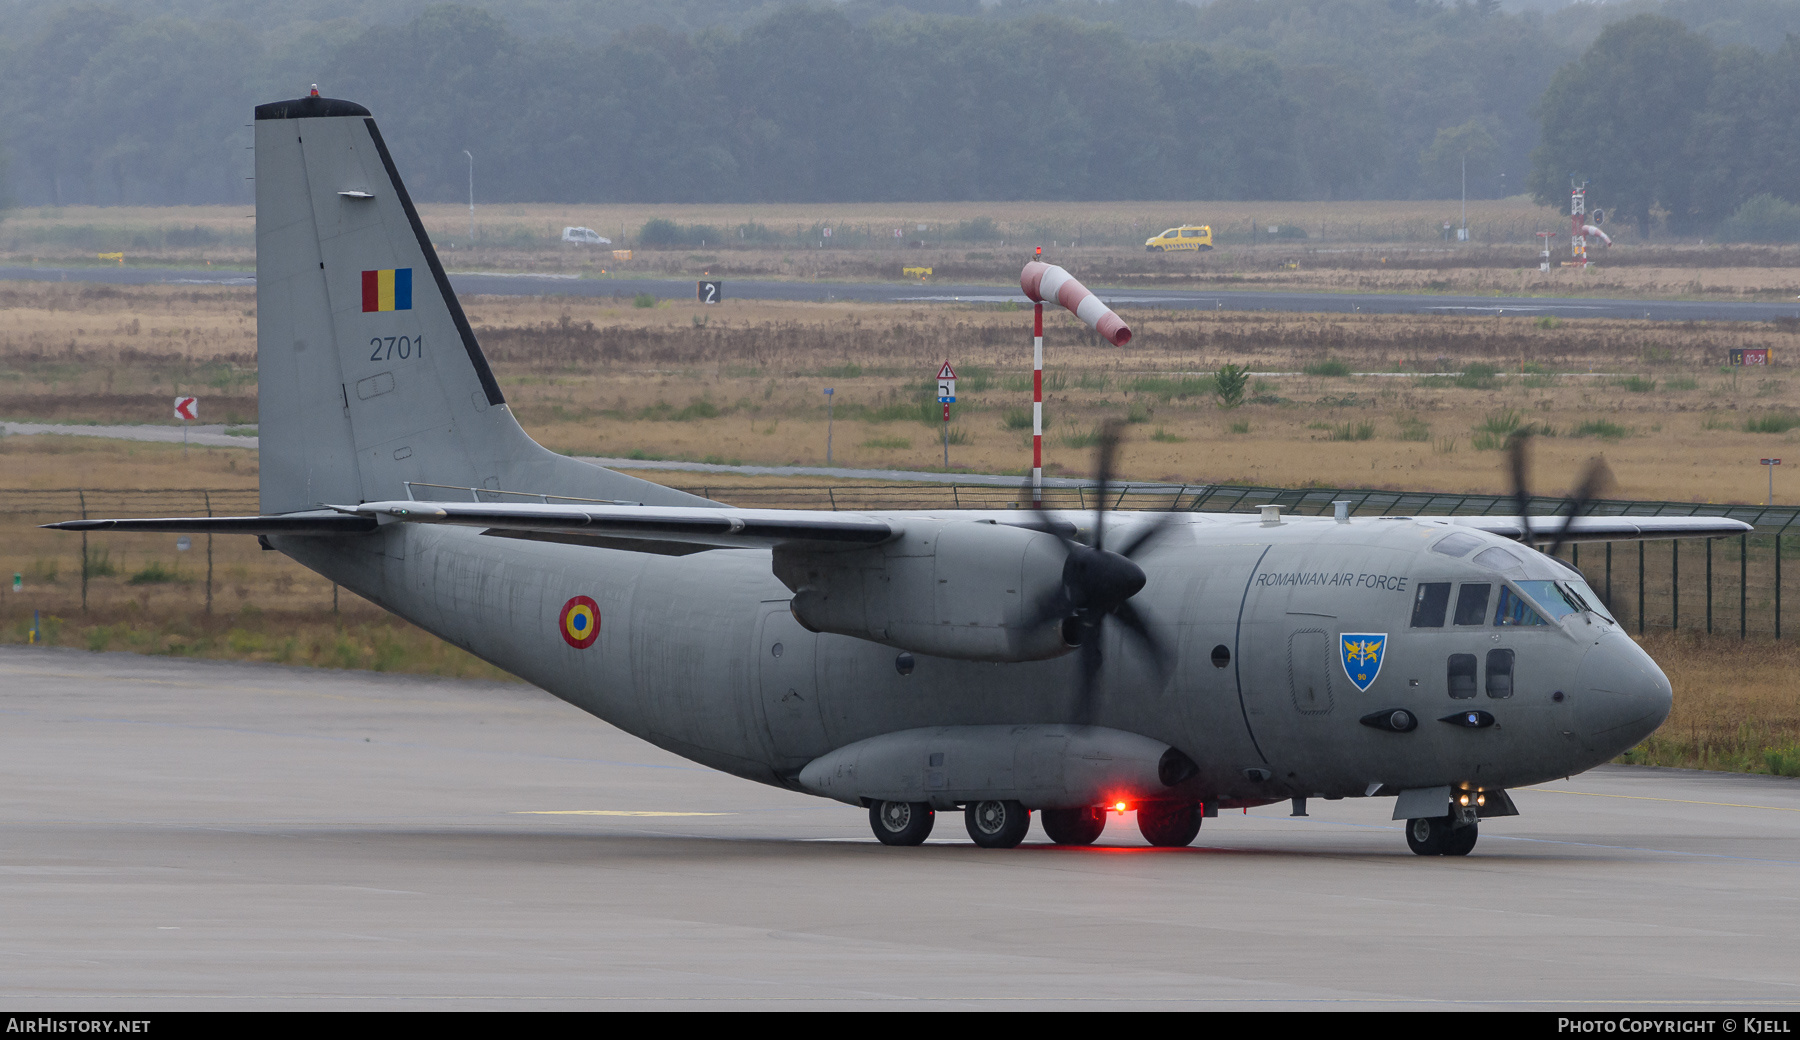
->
[1446, 515, 1754, 543]
[340, 500, 896, 550]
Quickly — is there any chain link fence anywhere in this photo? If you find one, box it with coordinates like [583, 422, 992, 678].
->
[3, 483, 1794, 638]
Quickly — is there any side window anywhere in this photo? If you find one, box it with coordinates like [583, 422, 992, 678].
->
[1494, 586, 1548, 626]
[1447, 654, 1478, 699]
[1453, 583, 1491, 626]
[1486, 649, 1515, 698]
[1411, 582, 1451, 628]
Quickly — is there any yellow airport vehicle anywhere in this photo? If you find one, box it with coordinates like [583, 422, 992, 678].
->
[1144, 225, 1212, 252]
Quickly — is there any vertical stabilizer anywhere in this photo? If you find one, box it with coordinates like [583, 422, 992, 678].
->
[254, 94, 709, 513]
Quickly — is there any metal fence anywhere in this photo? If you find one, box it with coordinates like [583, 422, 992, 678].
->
[3, 484, 1793, 638]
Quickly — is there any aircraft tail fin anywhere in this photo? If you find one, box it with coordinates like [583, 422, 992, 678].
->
[253, 95, 708, 514]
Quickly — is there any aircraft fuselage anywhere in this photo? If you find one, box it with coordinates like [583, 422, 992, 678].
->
[276, 508, 1668, 808]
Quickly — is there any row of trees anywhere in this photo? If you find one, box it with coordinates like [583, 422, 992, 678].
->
[1532, 14, 1800, 237]
[0, 0, 1796, 227]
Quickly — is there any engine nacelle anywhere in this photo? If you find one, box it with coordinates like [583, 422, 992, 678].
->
[773, 519, 1070, 662]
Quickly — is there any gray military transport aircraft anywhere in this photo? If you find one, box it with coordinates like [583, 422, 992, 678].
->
[51, 94, 1752, 855]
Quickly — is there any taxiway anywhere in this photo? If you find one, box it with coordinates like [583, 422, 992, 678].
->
[3, 647, 1797, 1009]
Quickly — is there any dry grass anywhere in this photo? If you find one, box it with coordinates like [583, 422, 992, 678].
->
[4, 282, 1800, 501]
[1622, 631, 1800, 775]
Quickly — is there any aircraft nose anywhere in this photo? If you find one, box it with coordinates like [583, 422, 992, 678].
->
[1572, 636, 1673, 754]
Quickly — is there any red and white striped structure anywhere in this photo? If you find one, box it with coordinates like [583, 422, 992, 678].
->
[1021, 262, 1131, 346]
[1021, 262, 1132, 504]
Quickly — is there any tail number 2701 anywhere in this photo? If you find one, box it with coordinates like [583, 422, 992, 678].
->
[370, 336, 422, 361]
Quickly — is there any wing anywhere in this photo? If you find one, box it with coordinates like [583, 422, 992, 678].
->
[43, 511, 378, 535]
[338, 500, 896, 551]
[1446, 515, 1754, 543]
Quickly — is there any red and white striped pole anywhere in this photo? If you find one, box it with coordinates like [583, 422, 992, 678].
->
[1032, 300, 1044, 506]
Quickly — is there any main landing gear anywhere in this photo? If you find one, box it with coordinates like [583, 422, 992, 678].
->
[1405, 815, 1478, 856]
[869, 800, 935, 846]
[1135, 802, 1202, 847]
[867, 800, 1207, 848]
[965, 799, 1032, 848]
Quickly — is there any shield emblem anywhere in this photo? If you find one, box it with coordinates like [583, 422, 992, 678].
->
[1341, 633, 1387, 692]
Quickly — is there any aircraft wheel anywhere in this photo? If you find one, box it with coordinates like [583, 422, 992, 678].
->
[1040, 807, 1106, 846]
[1136, 801, 1202, 847]
[869, 800, 934, 846]
[1405, 815, 1455, 855]
[965, 800, 1031, 848]
[1443, 820, 1479, 856]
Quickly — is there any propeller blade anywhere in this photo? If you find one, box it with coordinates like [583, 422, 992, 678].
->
[1075, 619, 1104, 724]
[1091, 419, 1125, 552]
[1547, 456, 1615, 558]
[1508, 431, 1533, 541]
[1114, 510, 1179, 560]
[1111, 600, 1170, 681]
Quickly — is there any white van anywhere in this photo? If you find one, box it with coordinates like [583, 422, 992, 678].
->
[561, 227, 611, 245]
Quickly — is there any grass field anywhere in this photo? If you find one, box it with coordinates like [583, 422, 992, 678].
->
[2, 278, 1798, 777]
[4, 282, 1797, 501]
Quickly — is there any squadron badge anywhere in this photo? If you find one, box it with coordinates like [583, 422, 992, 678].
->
[1340, 633, 1386, 692]
[559, 595, 601, 649]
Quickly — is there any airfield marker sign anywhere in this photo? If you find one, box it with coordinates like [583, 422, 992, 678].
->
[1764, 458, 1782, 505]
[937, 360, 956, 469]
[174, 395, 197, 456]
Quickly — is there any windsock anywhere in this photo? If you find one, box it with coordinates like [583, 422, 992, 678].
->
[1021, 261, 1131, 345]
[1582, 225, 1612, 247]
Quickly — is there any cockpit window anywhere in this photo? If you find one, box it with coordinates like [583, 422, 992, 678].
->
[1564, 579, 1617, 623]
[1516, 580, 1583, 622]
[1473, 546, 1527, 576]
[1411, 582, 1451, 627]
[1431, 532, 1482, 558]
[1453, 583, 1491, 626]
[1494, 585, 1548, 626]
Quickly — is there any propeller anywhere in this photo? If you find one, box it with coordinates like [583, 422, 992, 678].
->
[1506, 431, 1615, 557]
[1018, 420, 1176, 722]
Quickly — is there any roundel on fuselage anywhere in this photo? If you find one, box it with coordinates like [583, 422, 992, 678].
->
[559, 595, 601, 649]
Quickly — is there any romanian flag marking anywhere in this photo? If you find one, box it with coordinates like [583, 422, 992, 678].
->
[361, 268, 413, 312]
[559, 595, 601, 649]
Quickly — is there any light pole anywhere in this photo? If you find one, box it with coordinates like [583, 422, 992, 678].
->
[824, 387, 834, 465]
[463, 149, 474, 245]
[1460, 152, 1466, 241]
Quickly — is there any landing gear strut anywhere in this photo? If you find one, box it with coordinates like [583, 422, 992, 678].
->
[1406, 815, 1478, 856]
[1040, 807, 1106, 846]
[1136, 801, 1202, 847]
[869, 800, 934, 846]
[965, 799, 1031, 848]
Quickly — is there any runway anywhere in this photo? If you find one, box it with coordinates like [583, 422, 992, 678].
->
[7, 263, 1799, 322]
[4, 646, 1798, 1010]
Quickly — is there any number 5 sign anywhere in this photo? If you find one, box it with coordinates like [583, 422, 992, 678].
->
[174, 396, 198, 421]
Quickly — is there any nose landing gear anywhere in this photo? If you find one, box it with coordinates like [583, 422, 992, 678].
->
[1406, 814, 1479, 856]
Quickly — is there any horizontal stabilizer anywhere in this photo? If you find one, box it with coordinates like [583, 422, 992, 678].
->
[43, 512, 378, 535]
